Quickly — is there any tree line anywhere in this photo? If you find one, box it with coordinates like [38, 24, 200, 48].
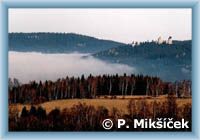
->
[9, 74, 191, 104]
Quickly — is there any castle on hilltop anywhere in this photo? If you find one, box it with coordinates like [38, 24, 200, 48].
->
[157, 36, 173, 45]
[131, 36, 173, 47]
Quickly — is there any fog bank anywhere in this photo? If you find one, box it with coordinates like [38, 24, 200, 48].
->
[9, 51, 135, 83]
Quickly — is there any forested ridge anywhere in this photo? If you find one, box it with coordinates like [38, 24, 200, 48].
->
[9, 33, 124, 53]
[94, 40, 191, 81]
[9, 33, 191, 81]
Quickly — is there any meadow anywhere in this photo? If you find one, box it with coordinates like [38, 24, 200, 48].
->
[9, 95, 191, 115]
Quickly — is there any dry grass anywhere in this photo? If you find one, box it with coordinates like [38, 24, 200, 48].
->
[9, 95, 191, 115]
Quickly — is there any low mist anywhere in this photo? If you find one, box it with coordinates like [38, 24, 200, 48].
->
[9, 51, 135, 83]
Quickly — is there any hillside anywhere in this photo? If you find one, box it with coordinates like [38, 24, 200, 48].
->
[93, 41, 191, 81]
[10, 95, 191, 115]
[8, 32, 191, 81]
[9, 95, 191, 131]
[9, 33, 125, 53]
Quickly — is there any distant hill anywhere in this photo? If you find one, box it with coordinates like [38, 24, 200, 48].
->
[9, 32, 191, 81]
[93, 40, 191, 81]
[9, 33, 125, 53]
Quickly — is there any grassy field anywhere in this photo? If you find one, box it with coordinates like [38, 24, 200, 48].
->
[9, 95, 192, 115]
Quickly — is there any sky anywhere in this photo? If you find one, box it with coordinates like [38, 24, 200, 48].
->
[9, 8, 192, 43]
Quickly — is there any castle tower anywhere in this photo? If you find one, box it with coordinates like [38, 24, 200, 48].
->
[131, 41, 135, 47]
[157, 36, 163, 44]
[167, 36, 173, 44]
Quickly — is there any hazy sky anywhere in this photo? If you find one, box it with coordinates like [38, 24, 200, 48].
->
[9, 8, 192, 43]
